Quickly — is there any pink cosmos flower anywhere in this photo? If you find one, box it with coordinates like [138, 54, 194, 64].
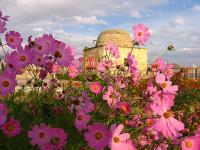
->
[68, 91, 94, 113]
[152, 91, 175, 110]
[52, 41, 75, 67]
[133, 24, 150, 44]
[151, 98, 185, 139]
[109, 124, 133, 150]
[138, 135, 148, 146]
[34, 34, 54, 56]
[84, 123, 111, 150]
[103, 86, 121, 108]
[81, 91, 94, 113]
[68, 64, 79, 78]
[155, 73, 178, 94]
[8, 47, 34, 70]
[90, 82, 103, 94]
[75, 111, 91, 132]
[5, 31, 23, 49]
[196, 127, 200, 136]
[0, 20, 6, 33]
[52, 64, 60, 73]
[2, 118, 21, 137]
[68, 96, 85, 113]
[0, 70, 17, 96]
[127, 53, 138, 74]
[181, 136, 200, 150]
[115, 75, 127, 89]
[28, 123, 51, 146]
[165, 64, 174, 79]
[126, 139, 136, 150]
[0, 11, 9, 21]
[152, 58, 165, 72]
[41, 128, 67, 150]
[0, 102, 8, 126]
[105, 43, 120, 59]
[117, 102, 131, 115]
[154, 143, 168, 150]
[97, 59, 113, 73]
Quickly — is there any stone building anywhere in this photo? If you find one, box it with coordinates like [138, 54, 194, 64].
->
[83, 29, 147, 73]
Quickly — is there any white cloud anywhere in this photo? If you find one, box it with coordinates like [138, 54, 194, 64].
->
[174, 16, 185, 25]
[52, 29, 96, 54]
[33, 27, 44, 32]
[193, 5, 200, 11]
[181, 47, 200, 51]
[73, 16, 108, 25]
[130, 10, 141, 18]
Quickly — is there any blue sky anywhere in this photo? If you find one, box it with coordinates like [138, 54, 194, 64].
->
[0, 0, 200, 66]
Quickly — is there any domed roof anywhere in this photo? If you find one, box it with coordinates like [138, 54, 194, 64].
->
[96, 29, 133, 47]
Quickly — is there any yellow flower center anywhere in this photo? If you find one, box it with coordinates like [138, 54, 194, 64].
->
[51, 137, 60, 145]
[93, 85, 99, 91]
[3, 80, 10, 87]
[39, 132, 45, 138]
[95, 132, 103, 140]
[78, 115, 83, 121]
[5, 123, 15, 132]
[20, 55, 26, 61]
[185, 141, 192, 148]
[161, 82, 167, 88]
[113, 136, 120, 143]
[37, 45, 42, 51]
[9, 37, 14, 43]
[54, 50, 62, 58]
[138, 32, 143, 36]
[146, 120, 153, 127]
[163, 111, 172, 119]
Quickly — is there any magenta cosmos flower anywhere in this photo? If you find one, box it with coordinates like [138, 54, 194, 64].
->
[52, 41, 75, 67]
[103, 86, 121, 108]
[2, 118, 21, 137]
[6, 47, 34, 70]
[41, 128, 67, 150]
[5, 31, 23, 49]
[151, 98, 184, 139]
[28, 123, 51, 147]
[155, 73, 178, 94]
[152, 57, 165, 72]
[0, 11, 9, 21]
[181, 136, 200, 150]
[69, 91, 94, 113]
[75, 111, 91, 132]
[0, 70, 17, 96]
[68, 64, 79, 78]
[109, 124, 134, 150]
[117, 102, 131, 115]
[81, 91, 94, 113]
[0, 20, 6, 33]
[90, 82, 103, 94]
[97, 59, 113, 73]
[105, 43, 120, 59]
[34, 34, 54, 56]
[133, 24, 150, 44]
[0, 102, 8, 126]
[127, 52, 138, 74]
[165, 64, 174, 79]
[84, 123, 111, 150]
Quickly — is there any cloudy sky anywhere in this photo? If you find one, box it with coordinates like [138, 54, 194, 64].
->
[0, 0, 200, 66]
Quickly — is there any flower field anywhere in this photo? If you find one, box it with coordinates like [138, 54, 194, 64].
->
[0, 11, 200, 150]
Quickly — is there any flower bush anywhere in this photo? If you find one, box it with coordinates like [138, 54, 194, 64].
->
[0, 11, 200, 150]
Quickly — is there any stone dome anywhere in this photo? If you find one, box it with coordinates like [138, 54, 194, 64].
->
[96, 29, 133, 47]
